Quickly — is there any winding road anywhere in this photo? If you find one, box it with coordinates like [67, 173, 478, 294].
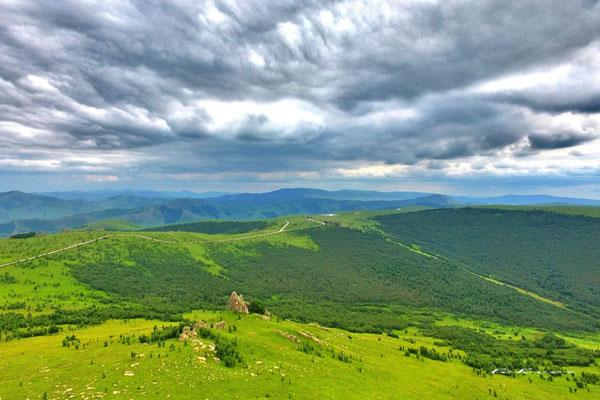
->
[0, 219, 325, 269]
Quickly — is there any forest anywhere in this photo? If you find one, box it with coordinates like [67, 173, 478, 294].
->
[143, 220, 269, 234]
[376, 208, 600, 318]
[1, 223, 591, 337]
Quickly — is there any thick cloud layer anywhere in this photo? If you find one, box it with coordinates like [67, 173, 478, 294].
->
[0, 0, 599, 195]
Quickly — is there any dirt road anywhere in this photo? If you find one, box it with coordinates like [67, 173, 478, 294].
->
[0, 219, 324, 269]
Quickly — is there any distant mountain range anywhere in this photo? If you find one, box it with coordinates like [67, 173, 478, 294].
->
[0, 188, 598, 236]
[38, 190, 231, 201]
[455, 194, 600, 206]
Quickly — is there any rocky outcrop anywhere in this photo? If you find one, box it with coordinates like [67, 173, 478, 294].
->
[226, 291, 249, 314]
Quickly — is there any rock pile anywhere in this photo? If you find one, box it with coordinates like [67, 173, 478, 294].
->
[298, 331, 323, 344]
[179, 324, 199, 341]
[178, 320, 218, 363]
[226, 291, 249, 314]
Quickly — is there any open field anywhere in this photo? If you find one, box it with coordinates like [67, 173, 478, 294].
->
[1, 312, 599, 400]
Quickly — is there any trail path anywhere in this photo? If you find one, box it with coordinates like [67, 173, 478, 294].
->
[0, 219, 325, 269]
[0, 235, 112, 269]
[384, 235, 568, 310]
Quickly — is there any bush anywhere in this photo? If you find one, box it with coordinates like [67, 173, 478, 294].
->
[215, 336, 243, 368]
[419, 346, 448, 362]
[248, 301, 267, 315]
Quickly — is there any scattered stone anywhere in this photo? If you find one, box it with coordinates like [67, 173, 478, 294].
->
[123, 371, 135, 376]
[298, 331, 322, 344]
[214, 321, 226, 330]
[308, 322, 329, 331]
[194, 320, 208, 330]
[273, 329, 299, 343]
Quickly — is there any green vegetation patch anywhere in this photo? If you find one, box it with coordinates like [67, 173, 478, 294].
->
[426, 326, 600, 372]
[144, 220, 270, 234]
[376, 208, 600, 319]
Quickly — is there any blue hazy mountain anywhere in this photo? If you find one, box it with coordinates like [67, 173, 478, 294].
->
[0, 188, 598, 236]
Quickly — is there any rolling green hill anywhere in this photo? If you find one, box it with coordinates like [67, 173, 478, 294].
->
[0, 210, 599, 399]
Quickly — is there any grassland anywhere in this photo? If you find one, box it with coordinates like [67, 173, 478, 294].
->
[1, 312, 599, 400]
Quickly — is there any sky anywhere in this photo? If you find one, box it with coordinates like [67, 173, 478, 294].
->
[1, 0, 599, 197]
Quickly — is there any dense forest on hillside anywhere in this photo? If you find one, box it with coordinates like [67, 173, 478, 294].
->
[143, 220, 269, 234]
[376, 208, 600, 318]
[56, 226, 596, 333]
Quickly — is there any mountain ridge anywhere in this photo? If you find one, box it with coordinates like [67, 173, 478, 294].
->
[1, 188, 599, 236]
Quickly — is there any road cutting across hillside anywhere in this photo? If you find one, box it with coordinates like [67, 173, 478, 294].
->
[0, 219, 324, 269]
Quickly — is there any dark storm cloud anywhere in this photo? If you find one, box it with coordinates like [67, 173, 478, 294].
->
[495, 93, 600, 115]
[303, 94, 529, 165]
[528, 131, 598, 150]
[0, 0, 599, 186]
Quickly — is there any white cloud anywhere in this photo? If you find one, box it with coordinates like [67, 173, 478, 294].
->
[22, 74, 58, 92]
[247, 48, 266, 67]
[85, 175, 119, 183]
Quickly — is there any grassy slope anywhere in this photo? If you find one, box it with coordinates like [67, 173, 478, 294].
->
[0, 257, 111, 315]
[1, 313, 599, 400]
[0, 231, 107, 265]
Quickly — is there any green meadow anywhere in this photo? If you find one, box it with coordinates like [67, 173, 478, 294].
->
[2, 312, 599, 400]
